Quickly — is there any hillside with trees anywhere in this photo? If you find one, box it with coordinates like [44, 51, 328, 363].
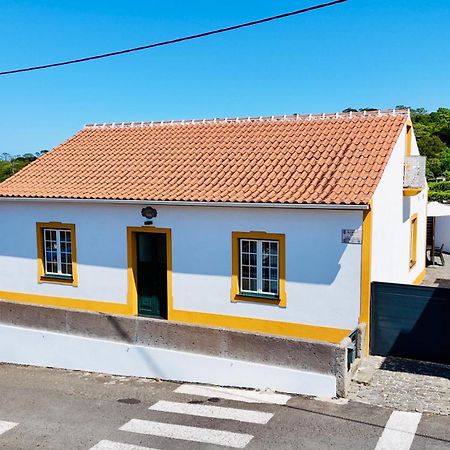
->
[0, 151, 47, 183]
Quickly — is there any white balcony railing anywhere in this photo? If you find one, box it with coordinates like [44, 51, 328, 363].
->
[403, 155, 426, 189]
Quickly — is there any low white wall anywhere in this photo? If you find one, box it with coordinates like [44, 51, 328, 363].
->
[435, 216, 450, 253]
[371, 126, 427, 284]
[0, 324, 336, 397]
[0, 201, 363, 331]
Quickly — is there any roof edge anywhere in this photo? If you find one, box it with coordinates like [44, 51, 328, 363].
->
[0, 197, 369, 210]
[84, 109, 409, 130]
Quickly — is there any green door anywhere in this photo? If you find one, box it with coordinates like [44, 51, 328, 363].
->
[136, 232, 168, 318]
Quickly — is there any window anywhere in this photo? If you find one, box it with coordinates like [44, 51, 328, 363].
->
[36, 223, 78, 285]
[240, 239, 279, 296]
[409, 214, 418, 269]
[231, 231, 286, 307]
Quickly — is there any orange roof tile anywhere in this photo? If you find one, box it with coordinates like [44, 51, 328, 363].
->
[0, 110, 408, 205]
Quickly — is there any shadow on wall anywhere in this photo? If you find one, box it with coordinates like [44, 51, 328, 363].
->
[371, 282, 450, 366]
[172, 231, 348, 285]
[380, 356, 450, 380]
[0, 207, 355, 286]
[402, 196, 411, 223]
[106, 315, 163, 376]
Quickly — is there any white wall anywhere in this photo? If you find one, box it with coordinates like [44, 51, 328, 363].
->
[371, 125, 427, 284]
[0, 324, 337, 397]
[0, 201, 363, 331]
[435, 216, 450, 252]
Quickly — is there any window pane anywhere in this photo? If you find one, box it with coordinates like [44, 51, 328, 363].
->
[242, 278, 249, 291]
[270, 280, 278, 294]
[242, 253, 249, 265]
[242, 266, 249, 278]
[42, 228, 74, 278]
[249, 278, 257, 292]
[242, 240, 249, 252]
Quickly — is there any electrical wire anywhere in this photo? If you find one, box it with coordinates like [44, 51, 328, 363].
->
[0, 0, 346, 76]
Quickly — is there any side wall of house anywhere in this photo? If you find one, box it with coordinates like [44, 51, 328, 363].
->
[371, 125, 427, 284]
[435, 216, 450, 253]
[0, 201, 363, 335]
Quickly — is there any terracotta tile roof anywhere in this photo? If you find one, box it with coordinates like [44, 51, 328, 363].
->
[0, 110, 408, 205]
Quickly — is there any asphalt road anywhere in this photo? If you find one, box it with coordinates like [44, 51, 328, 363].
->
[0, 364, 449, 450]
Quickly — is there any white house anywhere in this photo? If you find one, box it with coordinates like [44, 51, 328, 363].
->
[0, 109, 427, 355]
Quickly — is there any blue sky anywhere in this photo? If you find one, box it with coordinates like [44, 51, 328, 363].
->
[1, 0, 449, 155]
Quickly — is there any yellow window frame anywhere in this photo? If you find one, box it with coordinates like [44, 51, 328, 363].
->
[409, 214, 418, 269]
[36, 222, 78, 286]
[231, 231, 286, 307]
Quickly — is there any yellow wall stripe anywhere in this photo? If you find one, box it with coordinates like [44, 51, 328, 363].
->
[412, 268, 426, 286]
[0, 291, 350, 344]
[0, 291, 133, 315]
[358, 201, 373, 356]
[170, 308, 350, 343]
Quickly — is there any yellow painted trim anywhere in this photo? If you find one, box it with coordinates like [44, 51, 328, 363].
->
[126, 226, 172, 318]
[409, 213, 418, 270]
[169, 308, 350, 343]
[412, 268, 426, 286]
[231, 231, 286, 308]
[2, 223, 349, 344]
[405, 120, 413, 156]
[359, 200, 373, 356]
[36, 222, 78, 287]
[0, 291, 133, 315]
[403, 188, 422, 197]
[0, 290, 350, 343]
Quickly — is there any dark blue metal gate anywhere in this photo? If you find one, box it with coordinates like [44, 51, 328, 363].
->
[370, 282, 450, 364]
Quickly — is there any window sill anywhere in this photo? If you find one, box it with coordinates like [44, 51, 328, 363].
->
[39, 276, 77, 287]
[232, 293, 286, 308]
[403, 188, 422, 197]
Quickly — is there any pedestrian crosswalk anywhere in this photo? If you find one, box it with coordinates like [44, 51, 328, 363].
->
[89, 383, 287, 449]
[0, 420, 18, 436]
[175, 383, 291, 405]
[149, 400, 273, 424]
[375, 411, 422, 450]
[120, 419, 253, 448]
[90, 441, 159, 450]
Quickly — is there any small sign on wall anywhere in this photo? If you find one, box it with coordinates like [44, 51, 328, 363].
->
[341, 228, 362, 244]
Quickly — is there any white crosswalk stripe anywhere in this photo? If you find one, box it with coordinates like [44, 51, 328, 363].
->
[149, 400, 273, 424]
[0, 420, 18, 436]
[120, 418, 254, 448]
[175, 383, 291, 405]
[89, 440, 158, 450]
[375, 411, 422, 450]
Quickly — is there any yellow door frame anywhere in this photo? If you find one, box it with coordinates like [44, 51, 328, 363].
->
[126, 226, 173, 318]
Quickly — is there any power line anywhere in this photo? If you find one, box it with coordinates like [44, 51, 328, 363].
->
[0, 0, 347, 76]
